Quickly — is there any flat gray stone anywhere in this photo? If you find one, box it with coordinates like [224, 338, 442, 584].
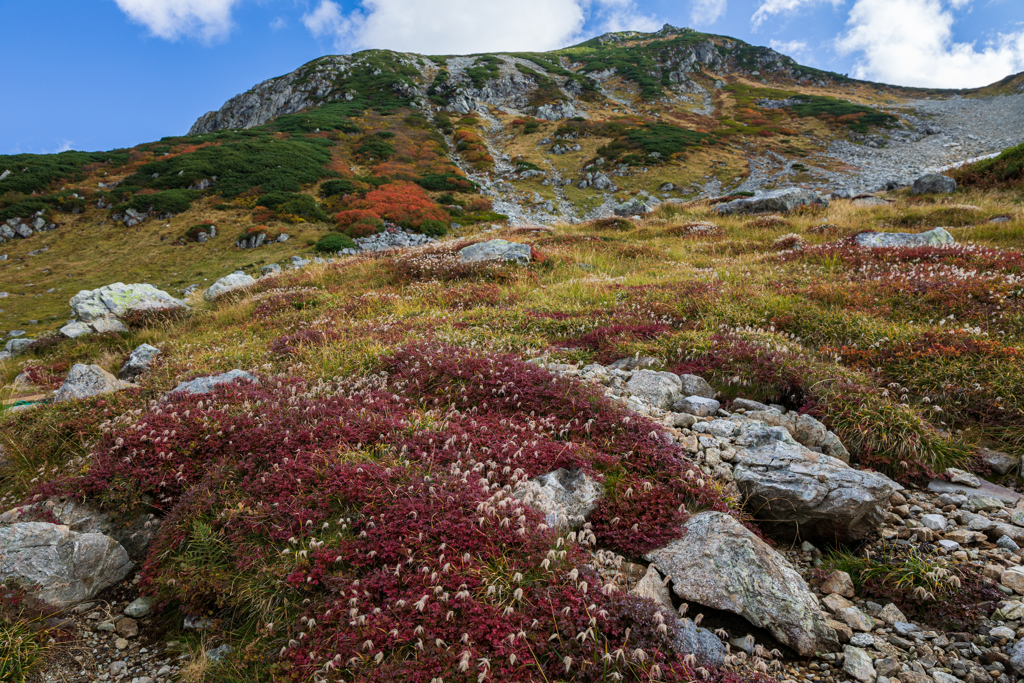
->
[716, 188, 828, 215]
[626, 369, 682, 410]
[170, 369, 256, 396]
[854, 226, 954, 249]
[928, 478, 1021, 504]
[514, 468, 603, 529]
[204, 271, 256, 301]
[54, 364, 129, 403]
[119, 344, 160, 381]
[458, 240, 532, 265]
[673, 395, 720, 417]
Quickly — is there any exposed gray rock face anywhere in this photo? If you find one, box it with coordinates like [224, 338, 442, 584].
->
[458, 240, 532, 265]
[854, 226, 954, 248]
[62, 283, 188, 338]
[716, 188, 828, 215]
[674, 396, 720, 417]
[189, 55, 359, 134]
[204, 271, 256, 301]
[742, 409, 849, 461]
[0, 522, 132, 607]
[4, 338, 34, 356]
[980, 447, 1019, 476]
[674, 618, 726, 667]
[733, 440, 899, 542]
[514, 469, 603, 528]
[613, 198, 656, 216]
[54, 364, 130, 403]
[260, 263, 282, 276]
[645, 511, 838, 657]
[119, 344, 161, 381]
[1011, 639, 1024, 675]
[911, 173, 957, 195]
[0, 497, 158, 561]
[170, 369, 257, 396]
[630, 564, 673, 609]
[843, 645, 876, 682]
[626, 369, 683, 410]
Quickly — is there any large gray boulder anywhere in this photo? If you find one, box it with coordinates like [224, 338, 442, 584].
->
[910, 173, 956, 195]
[204, 271, 256, 301]
[53, 364, 130, 403]
[119, 343, 161, 381]
[458, 240, 532, 265]
[63, 283, 188, 338]
[716, 188, 828, 215]
[674, 618, 726, 668]
[854, 226, 954, 249]
[4, 338, 34, 357]
[0, 522, 132, 607]
[626, 369, 683, 410]
[1011, 639, 1024, 675]
[0, 497, 158, 561]
[733, 440, 899, 542]
[514, 469, 603, 528]
[743, 409, 849, 461]
[645, 511, 838, 657]
[170, 369, 256, 396]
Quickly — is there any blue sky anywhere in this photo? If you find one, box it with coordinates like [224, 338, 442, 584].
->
[2, 0, 1022, 155]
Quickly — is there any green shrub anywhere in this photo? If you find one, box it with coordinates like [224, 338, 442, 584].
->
[130, 189, 199, 215]
[952, 141, 1024, 189]
[320, 179, 355, 197]
[418, 219, 448, 237]
[314, 233, 356, 253]
[121, 136, 333, 198]
[355, 138, 395, 161]
[0, 150, 129, 197]
[257, 193, 329, 223]
[268, 103, 362, 135]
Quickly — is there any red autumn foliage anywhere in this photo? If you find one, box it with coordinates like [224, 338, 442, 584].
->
[348, 181, 448, 229]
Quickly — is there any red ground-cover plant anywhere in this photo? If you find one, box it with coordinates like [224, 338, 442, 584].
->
[36, 345, 756, 682]
[560, 323, 672, 364]
[19, 363, 70, 390]
[268, 329, 344, 356]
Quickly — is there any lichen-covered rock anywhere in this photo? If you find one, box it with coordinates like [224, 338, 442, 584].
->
[514, 469, 603, 528]
[0, 522, 132, 607]
[733, 440, 899, 542]
[119, 343, 161, 381]
[170, 369, 257, 396]
[54, 364, 130, 403]
[673, 396, 720, 417]
[743, 409, 849, 461]
[630, 564, 673, 610]
[645, 511, 838, 657]
[204, 271, 256, 301]
[854, 226, 954, 248]
[68, 283, 187, 323]
[458, 240, 532, 265]
[716, 188, 828, 215]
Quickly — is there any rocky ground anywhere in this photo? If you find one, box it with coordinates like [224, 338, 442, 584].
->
[535, 357, 1024, 683]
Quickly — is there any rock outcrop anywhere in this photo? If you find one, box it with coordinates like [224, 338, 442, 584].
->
[61, 283, 188, 339]
[204, 272, 256, 301]
[54, 364, 130, 403]
[458, 240, 532, 264]
[514, 468, 603, 528]
[716, 188, 828, 215]
[910, 173, 957, 195]
[170, 369, 257, 396]
[645, 511, 838, 657]
[119, 343, 161, 381]
[854, 227, 954, 248]
[0, 522, 132, 607]
[733, 441, 899, 542]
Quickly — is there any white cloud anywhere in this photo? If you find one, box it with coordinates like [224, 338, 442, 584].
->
[51, 140, 75, 154]
[836, 0, 1024, 88]
[270, 16, 288, 31]
[690, 0, 727, 26]
[303, 0, 660, 55]
[769, 39, 810, 59]
[112, 0, 242, 41]
[751, 0, 842, 29]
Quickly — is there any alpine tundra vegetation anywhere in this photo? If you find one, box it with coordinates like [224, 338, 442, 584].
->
[2, 22, 1024, 683]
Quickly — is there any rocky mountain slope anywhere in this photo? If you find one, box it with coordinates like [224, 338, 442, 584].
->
[3, 25, 1024, 681]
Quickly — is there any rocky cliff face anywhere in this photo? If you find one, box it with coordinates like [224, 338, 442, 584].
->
[189, 25, 816, 135]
